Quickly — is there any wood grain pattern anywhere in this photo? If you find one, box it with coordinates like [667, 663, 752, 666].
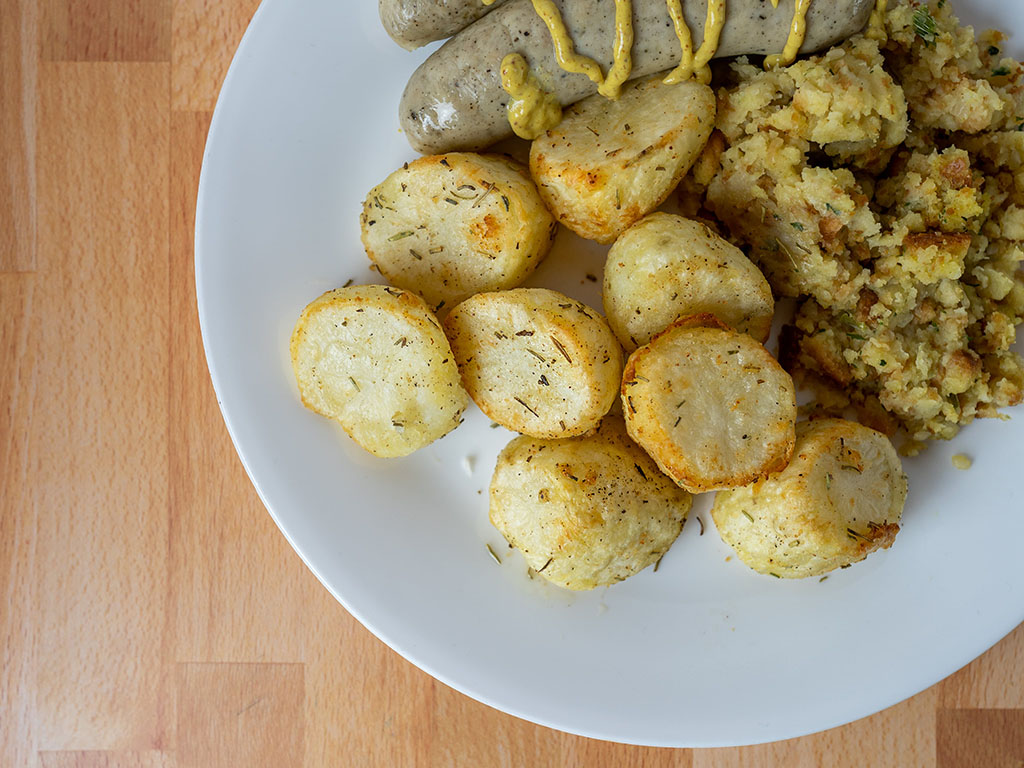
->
[693, 688, 937, 768]
[171, 0, 261, 110]
[0, 274, 38, 768]
[34, 62, 171, 752]
[301, 581, 437, 767]
[41, 0, 171, 62]
[939, 623, 1024, 709]
[2, 0, 1024, 765]
[39, 751, 175, 768]
[168, 110, 308, 665]
[176, 663, 304, 768]
[0, 0, 37, 270]
[936, 709, 1024, 768]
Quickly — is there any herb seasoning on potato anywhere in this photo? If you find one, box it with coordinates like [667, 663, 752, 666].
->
[360, 153, 557, 310]
[444, 288, 623, 438]
[603, 212, 774, 351]
[530, 75, 715, 243]
[712, 418, 907, 579]
[290, 285, 468, 457]
[490, 417, 692, 590]
[622, 314, 797, 493]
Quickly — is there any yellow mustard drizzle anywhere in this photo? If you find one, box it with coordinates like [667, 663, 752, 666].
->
[531, 0, 606, 85]
[663, 0, 696, 84]
[866, 0, 888, 42]
[501, 52, 564, 139]
[664, 0, 726, 85]
[598, 0, 635, 99]
[482, 0, 496, 5]
[499, 0, 818, 136]
[764, 0, 812, 69]
[691, 0, 726, 84]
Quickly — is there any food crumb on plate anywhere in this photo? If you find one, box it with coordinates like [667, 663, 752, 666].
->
[952, 453, 973, 470]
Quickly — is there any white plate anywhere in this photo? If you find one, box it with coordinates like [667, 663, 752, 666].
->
[196, 0, 1024, 747]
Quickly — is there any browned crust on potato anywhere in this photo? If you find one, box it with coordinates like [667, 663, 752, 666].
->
[622, 319, 796, 493]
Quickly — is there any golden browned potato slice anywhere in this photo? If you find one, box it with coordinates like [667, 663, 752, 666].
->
[443, 288, 623, 438]
[530, 76, 715, 244]
[290, 285, 468, 457]
[622, 315, 796, 493]
[603, 213, 775, 352]
[360, 153, 557, 310]
[711, 418, 908, 579]
[489, 417, 692, 590]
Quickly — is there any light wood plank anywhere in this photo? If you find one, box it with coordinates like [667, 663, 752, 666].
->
[428, 680, 695, 766]
[39, 751, 174, 768]
[936, 709, 1024, 768]
[430, 681, 555, 767]
[939, 623, 1024, 709]
[41, 0, 171, 62]
[167, 110, 308, 664]
[693, 687, 937, 768]
[559, 738, 693, 767]
[33, 62, 171, 751]
[0, 0, 37, 270]
[301, 582, 436, 768]
[0, 274, 39, 768]
[176, 663, 303, 768]
[303, 570, 696, 768]
[171, 0, 260, 111]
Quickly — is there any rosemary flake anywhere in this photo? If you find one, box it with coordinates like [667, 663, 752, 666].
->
[472, 182, 495, 208]
[526, 348, 547, 362]
[486, 544, 502, 564]
[551, 336, 573, 364]
[514, 397, 539, 417]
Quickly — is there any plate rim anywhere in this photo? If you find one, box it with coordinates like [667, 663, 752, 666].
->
[194, 0, 1024, 747]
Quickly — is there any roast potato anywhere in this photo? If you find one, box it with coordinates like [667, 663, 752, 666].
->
[622, 314, 796, 493]
[711, 418, 908, 579]
[530, 76, 715, 244]
[489, 417, 692, 590]
[360, 153, 557, 310]
[603, 212, 775, 351]
[444, 288, 623, 438]
[290, 284, 468, 457]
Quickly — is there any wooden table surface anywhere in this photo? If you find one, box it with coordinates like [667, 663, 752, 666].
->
[3, 1, 1024, 766]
